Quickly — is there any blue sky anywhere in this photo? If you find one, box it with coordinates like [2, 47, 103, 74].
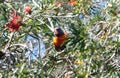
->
[25, 35, 46, 61]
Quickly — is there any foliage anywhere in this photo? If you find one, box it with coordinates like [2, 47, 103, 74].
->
[0, 0, 120, 78]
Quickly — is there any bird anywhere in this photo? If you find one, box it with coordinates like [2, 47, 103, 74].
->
[53, 27, 68, 51]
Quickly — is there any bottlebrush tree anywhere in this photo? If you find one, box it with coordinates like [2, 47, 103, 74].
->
[0, 0, 120, 78]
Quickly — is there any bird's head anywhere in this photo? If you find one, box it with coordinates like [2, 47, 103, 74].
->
[55, 27, 64, 37]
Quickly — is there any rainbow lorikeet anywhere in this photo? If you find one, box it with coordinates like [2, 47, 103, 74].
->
[53, 27, 68, 51]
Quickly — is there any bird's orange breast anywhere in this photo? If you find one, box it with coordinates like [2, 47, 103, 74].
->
[53, 34, 68, 47]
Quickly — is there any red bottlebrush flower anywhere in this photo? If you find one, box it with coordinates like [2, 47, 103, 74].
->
[8, 16, 23, 32]
[25, 6, 32, 14]
[56, 2, 62, 7]
[68, 0, 77, 6]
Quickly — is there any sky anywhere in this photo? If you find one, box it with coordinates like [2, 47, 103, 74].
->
[25, 35, 46, 61]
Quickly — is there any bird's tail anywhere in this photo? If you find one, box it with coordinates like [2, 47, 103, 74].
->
[55, 45, 66, 52]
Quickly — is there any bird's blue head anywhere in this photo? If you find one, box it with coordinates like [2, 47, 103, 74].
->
[55, 27, 64, 37]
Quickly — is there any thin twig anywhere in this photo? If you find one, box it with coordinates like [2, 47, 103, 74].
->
[32, 0, 42, 10]
[43, 14, 78, 18]
[10, 43, 38, 59]
[57, 67, 67, 78]
[38, 38, 43, 64]
[3, 32, 14, 53]
[48, 18, 54, 30]
[103, 26, 112, 46]
[37, 19, 54, 32]
[105, 52, 115, 63]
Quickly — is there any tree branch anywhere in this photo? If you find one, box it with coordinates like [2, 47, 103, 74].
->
[3, 32, 14, 53]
